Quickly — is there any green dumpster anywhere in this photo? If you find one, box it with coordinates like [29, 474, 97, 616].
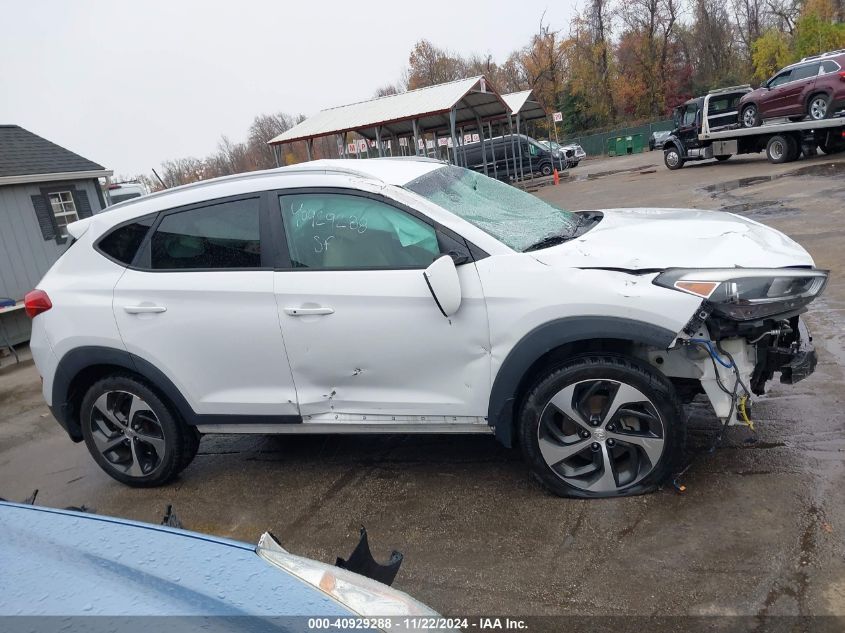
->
[607, 138, 617, 156]
[616, 136, 628, 156]
[631, 133, 644, 154]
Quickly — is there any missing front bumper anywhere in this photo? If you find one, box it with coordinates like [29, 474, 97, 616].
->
[779, 321, 817, 385]
[751, 318, 817, 394]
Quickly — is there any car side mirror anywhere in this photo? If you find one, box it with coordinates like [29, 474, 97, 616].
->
[423, 255, 462, 317]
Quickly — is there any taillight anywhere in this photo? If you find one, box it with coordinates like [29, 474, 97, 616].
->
[840, 71, 845, 81]
[24, 290, 52, 318]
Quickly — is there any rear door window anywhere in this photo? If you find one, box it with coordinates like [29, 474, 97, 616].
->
[791, 63, 821, 82]
[149, 198, 261, 270]
[98, 217, 154, 265]
[821, 60, 840, 74]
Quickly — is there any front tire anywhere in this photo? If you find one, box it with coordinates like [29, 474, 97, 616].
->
[741, 104, 761, 128]
[540, 162, 553, 177]
[80, 375, 193, 487]
[664, 147, 684, 170]
[518, 355, 685, 498]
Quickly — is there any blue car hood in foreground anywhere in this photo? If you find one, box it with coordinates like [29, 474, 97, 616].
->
[0, 502, 352, 617]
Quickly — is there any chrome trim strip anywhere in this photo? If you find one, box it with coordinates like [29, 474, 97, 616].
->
[196, 422, 494, 434]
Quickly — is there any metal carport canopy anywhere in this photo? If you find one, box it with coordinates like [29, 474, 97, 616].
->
[501, 90, 547, 122]
[267, 76, 512, 145]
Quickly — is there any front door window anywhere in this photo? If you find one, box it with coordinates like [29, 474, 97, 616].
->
[280, 193, 440, 270]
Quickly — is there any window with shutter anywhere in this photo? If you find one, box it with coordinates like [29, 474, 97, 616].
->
[31, 184, 96, 244]
[48, 191, 79, 238]
[31, 194, 58, 242]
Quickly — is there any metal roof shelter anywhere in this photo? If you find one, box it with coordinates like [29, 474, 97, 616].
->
[268, 76, 514, 169]
[501, 90, 547, 122]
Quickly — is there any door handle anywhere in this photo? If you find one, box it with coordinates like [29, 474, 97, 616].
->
[124, 305, 167, 314]
[284, 307, 334, 316]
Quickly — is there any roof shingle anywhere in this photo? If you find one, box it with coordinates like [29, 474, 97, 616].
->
[0, 125, 106, 178]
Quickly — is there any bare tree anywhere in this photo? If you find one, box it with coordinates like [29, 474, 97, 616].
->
[766, 0, 800, 34]
[693, 0, 742, 88]
[248, 112, 297, 169]
[732, 0, 766, 60]
[373, 84, 401, 97]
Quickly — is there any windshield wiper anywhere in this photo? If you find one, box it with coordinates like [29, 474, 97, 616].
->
[523, 233, 575, 252]
[523, 217, 585, 252]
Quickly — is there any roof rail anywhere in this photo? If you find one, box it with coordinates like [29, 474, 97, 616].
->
[707, 84, 751, 95]
[799, 49, 845, 62]
[104, 163, 382, 212]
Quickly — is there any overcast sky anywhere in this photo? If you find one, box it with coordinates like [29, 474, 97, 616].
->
[1, 0, 578, 176]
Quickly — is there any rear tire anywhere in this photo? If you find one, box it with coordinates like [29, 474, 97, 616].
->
[766, 135, 793, 163]
[80, 375, 193, 487]
[518, 355, 686, 498]
[664, 147, 684, 170]
[819, 138, 845, 155]
[808, 94, 831, 121]
[540, 163, 553, 177]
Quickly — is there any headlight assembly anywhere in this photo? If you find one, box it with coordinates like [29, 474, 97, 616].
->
[256, 532, 437, 618]
[654, 268, 829, 320]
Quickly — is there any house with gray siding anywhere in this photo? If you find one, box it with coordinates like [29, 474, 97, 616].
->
[0, 125, 112, 347]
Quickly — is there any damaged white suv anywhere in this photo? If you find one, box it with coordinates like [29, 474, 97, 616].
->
[27, 158, 827, 497]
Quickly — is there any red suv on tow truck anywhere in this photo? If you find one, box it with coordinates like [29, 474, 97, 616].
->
[739, 50, 845, 127]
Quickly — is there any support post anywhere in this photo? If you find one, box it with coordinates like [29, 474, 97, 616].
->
[488, 121, 497, 179]
[449, 107, 459, 165]
[475, 115, 487, 176]
[508, 115, 517, 182]
[515, 116, 525, 181]
[376, 127, 384, 158]
[413, 119, 421, 156]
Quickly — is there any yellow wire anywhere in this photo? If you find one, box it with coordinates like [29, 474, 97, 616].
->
[738, 396, 754, 431]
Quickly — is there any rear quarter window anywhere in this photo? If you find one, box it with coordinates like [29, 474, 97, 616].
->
[97, 217, 154, 265]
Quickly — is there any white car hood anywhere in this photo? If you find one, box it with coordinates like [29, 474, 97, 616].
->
[530, 208, 814, 270]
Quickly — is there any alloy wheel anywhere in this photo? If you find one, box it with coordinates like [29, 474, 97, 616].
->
[537, 379, 666, 492]
[742, 106, 757, 127]
[809, 98, 828, 121]
[89, 390, 166, 477]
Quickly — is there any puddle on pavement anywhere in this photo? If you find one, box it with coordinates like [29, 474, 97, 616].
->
[719, 200, 801, 218]
[702, 160, 845, 194]
[564, 165, 658, 183]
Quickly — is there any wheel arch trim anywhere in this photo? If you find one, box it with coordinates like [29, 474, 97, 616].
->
[487, 316, 677, 448]
[52, 346, 194, 441]
[52, 346, 302, 441]
[664, 138, 684, 157]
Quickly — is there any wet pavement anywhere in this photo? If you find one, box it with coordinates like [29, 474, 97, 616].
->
[2, 149, 844, 618]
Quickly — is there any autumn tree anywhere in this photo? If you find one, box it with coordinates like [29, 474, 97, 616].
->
[406, 40, 467, 89]
[563, 0, 616, 127]
[516, 16, 567, 115]
[615, 0, 683, 116]
[689, 0, 745, 91]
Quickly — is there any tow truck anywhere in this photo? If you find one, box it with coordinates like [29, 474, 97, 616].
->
[663, 85, 845, 170]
